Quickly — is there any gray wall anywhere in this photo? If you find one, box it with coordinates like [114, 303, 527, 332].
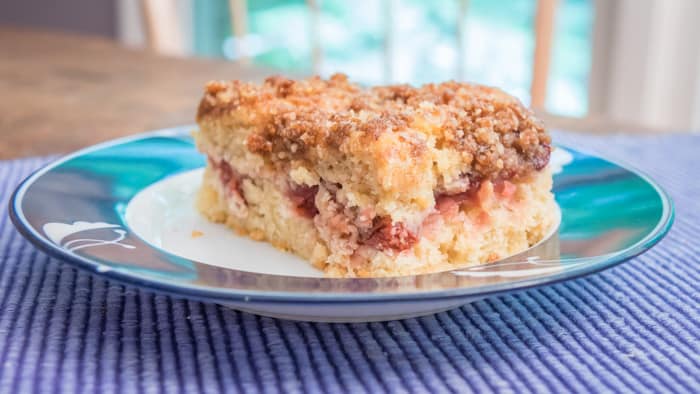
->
[0, 0, 117, 37]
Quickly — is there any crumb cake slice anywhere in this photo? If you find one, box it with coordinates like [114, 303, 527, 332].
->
[195, 74, 556, 277]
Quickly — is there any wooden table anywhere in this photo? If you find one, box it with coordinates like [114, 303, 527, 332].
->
[0, 27, 268, 159]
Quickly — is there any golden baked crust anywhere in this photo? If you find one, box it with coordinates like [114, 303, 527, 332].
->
[197, 73, 551, 186]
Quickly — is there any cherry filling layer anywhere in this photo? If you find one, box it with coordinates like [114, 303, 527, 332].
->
[291, 182, 418, 254]
[210, 157, 521, 255]
[288, 184, 319, 218]
[211, 158, 247, 206]
[361, 217, 417, 252]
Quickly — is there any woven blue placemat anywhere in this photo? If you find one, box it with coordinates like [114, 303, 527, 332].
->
[1, 133, 698, 394]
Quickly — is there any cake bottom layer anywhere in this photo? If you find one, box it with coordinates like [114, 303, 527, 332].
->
[197, 166, 557, 278]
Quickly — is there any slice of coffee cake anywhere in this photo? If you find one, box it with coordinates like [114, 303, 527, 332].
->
[195, 74, 556, 277]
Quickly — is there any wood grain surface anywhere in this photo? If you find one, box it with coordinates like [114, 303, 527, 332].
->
[0, 27, 268, 159]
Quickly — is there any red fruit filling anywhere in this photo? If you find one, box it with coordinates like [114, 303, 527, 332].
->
[288, 184, 320, 218]
[211, 158, 247, 204]
[361, 217, 417, 253]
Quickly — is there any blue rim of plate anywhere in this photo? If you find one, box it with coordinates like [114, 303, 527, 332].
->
[8, 126, 674, 304]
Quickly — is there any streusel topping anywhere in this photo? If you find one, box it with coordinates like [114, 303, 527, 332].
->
[197, 73, 550, 183]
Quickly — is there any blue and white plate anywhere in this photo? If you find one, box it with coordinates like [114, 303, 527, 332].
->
[9, 126, 673, 322]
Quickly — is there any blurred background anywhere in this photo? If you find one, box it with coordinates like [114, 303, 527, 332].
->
[2, 0, 700, 159]
[142, 0, 594, 118]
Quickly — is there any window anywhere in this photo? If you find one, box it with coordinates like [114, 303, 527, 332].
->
[193, 0, 593, 116]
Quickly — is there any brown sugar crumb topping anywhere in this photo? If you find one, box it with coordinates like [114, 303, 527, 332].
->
[197, 74, 551, 182]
